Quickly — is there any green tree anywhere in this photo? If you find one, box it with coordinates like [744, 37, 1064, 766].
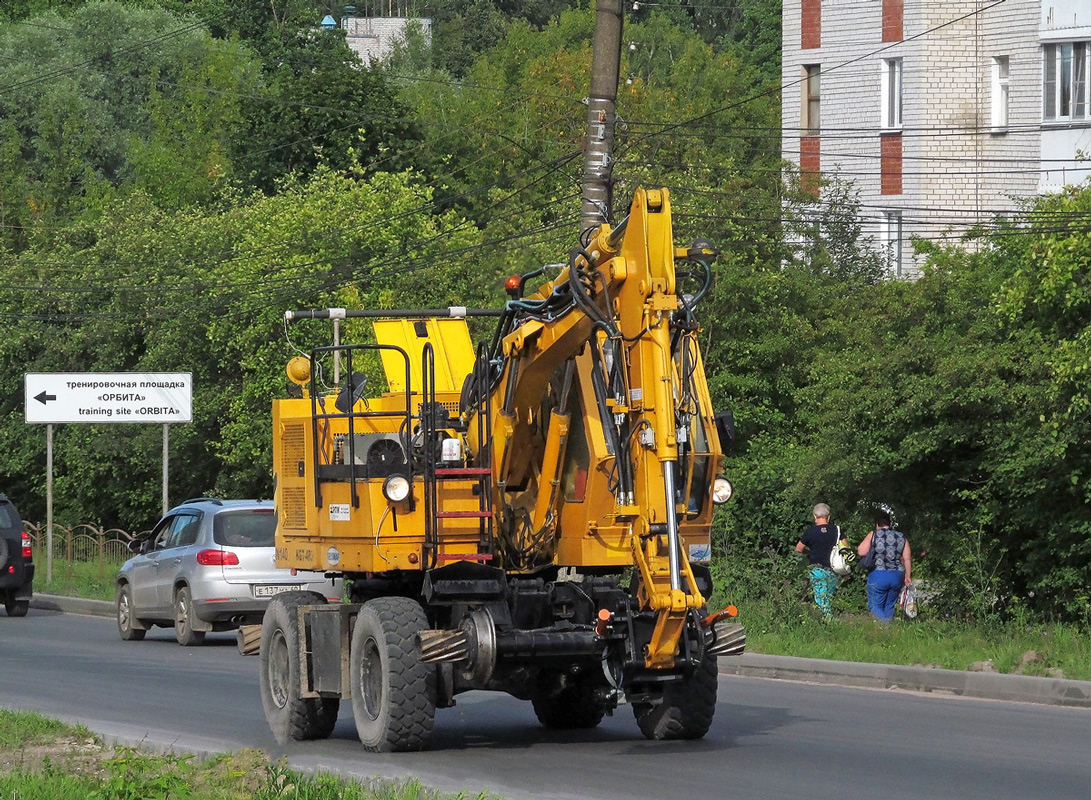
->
[727, 184, 1091, 623]
[0, 165, 480, 528]
[0, 2, 259, 240]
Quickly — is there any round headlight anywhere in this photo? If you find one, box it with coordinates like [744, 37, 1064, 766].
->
[712, 477, 733, 505]
[382, 474, 411, 503]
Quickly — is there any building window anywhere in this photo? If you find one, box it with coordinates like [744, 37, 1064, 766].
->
[881, 58, 903, 129]
[992, 56, 1009, 129]
[880, 211, 904, 275]
[1044, 42, 1089, 121]
[802, 65, 821, 133]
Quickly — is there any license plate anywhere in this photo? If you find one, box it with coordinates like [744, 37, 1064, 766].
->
[254, 584, 302, 598]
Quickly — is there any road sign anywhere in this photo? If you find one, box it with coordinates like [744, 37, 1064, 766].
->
[25, 372, 193, 424]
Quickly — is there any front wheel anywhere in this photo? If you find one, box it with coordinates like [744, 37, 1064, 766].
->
[259, 593, 340, 744]
[173, 586, 205, 646]
[633, 653, 718, 740]
[116, 584, 146, 640]
[350, 597, 435, 752]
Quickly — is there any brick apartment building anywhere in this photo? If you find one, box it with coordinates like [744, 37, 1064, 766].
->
[782, 0, 1091, 275]
[335, 13, 431, 65]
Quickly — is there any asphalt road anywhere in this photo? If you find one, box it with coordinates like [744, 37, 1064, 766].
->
[2, 607, 1090, 800]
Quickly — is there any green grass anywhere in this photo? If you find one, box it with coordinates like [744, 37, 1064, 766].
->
[0, 709, 95, 749]
[743, 613, 1091, 680]
[35, 558, 122, 602]
[0, 709, 494, 800]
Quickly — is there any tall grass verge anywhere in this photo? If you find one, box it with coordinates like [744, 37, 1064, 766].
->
[35, 558, 122, 602]
[710, 550, 1091, 680]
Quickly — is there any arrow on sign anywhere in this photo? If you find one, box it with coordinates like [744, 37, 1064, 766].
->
[34, 391, 57, 405]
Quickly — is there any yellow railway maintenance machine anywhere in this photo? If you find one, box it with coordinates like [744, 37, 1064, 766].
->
[262, 188, 744, 751]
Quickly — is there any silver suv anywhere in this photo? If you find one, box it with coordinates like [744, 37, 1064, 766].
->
[115, 498, 339, 645]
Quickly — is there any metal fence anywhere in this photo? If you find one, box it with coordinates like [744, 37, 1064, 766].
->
[24, 522, 142, 567]
[22, 523, 155, 595]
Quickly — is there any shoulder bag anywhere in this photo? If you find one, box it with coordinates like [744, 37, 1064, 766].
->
[859, 530, 878, 572]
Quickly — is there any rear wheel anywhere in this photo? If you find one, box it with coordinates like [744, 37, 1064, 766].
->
[633, 653, 718, 740]
[4, 595, 28, 618]
[115, 584, 146, 641]
[531, 671, 605, 729]
[173, 586, 205, 646]
[260, 593, 340, 744]
[350, 597, 435, 752]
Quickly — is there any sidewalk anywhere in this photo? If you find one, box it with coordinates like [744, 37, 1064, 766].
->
[32, 594, 1091, 710]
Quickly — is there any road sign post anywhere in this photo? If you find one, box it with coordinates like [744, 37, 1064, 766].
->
[24, 373, 194, 579]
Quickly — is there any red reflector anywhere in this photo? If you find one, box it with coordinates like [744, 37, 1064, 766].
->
[6, 566, 12, 574]
[196, 549, 240, 566]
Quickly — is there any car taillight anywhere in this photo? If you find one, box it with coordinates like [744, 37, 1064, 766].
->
[21, 531, 32, 559]
[196, 549, 239, 566]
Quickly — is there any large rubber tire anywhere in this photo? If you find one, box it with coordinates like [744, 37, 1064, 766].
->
[531, 671, 605, 729]
[633, 653, 718, 741]
[173, 586, 206, 646]
[259, 593, 341, 744]
[115, 583, 146, 641]
[4, 596, 29, 618]
[350, 597, 435, 752]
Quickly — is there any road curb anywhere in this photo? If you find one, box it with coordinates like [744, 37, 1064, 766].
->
[719, 652, 1091, 708]
[33, 594, 1091, 709]
[32, 593, 114, 618]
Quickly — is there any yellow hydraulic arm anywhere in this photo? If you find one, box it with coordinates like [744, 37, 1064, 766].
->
[483, 187, 714, 668]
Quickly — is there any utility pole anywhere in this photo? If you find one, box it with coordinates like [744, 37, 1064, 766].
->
[581, 0, 624, 235]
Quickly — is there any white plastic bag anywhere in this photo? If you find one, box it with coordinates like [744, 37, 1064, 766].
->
[900, 582, 918, 618]
[829, 543, 851, 576]
[828, 525, 851, 576]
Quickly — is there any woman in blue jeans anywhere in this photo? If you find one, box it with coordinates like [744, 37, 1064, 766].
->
[857, 509, 912, 622]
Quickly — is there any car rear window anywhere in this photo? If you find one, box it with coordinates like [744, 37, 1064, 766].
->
[213, 510, 276, 547]
[0, 501, 19, 530]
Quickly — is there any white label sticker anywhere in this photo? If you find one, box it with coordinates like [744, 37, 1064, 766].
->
[688, 543, 712, 562]
[329, 503, 350, 521]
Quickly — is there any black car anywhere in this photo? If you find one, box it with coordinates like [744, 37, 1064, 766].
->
[0, 494, 33, 617]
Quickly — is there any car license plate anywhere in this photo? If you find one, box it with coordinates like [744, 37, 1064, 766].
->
[254, 584, 302, 597]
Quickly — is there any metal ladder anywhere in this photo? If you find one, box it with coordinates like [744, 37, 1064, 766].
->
[421, 342, 494, 568]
